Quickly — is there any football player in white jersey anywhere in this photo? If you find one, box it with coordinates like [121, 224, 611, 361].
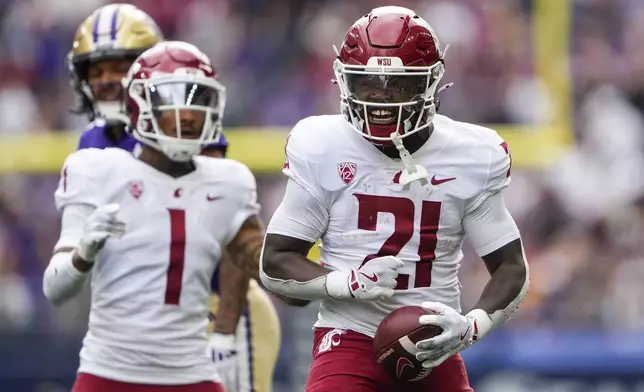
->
[43, 41, 266, 392]
[67, 5, 286, 391]
[260, 6, 529, 392]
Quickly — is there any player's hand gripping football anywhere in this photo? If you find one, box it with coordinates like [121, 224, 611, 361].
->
[326, 256, 404, 300]
[76, 204, 126, 262]
[414, 301, 475, 369]
[207, 333, 238, 391]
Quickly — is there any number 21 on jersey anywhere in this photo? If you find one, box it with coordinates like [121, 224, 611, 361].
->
[354, 194, 441, 290]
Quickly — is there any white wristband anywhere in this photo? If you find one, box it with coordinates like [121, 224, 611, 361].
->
[209, 333, 236, 349]
[43, 251, 91, 305]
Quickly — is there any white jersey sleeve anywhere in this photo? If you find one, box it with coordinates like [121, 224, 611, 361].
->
[463, 192, 520, 256]
[267, 179, 329, 242]
[54, 149, 106, 211]
[44, 149, 108, 305]
[268, 119, 331, 241]
[464, 138, 519, 256]
[282, 119, 332, 203]
[221, 161, 261, 245]
[466, 138, 512, 211]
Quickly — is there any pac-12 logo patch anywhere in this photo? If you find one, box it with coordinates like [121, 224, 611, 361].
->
[338, 162, 357, 185]
[128, 180, 144, 199]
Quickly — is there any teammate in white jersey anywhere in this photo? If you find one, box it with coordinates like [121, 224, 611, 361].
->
[67, 5, 287, 391]
[43, 41, 266, 392]
[260, 6, 530, 392]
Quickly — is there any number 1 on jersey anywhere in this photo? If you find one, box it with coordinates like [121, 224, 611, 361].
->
[166, 209, 186, 305]
[355, 194, 441, 290]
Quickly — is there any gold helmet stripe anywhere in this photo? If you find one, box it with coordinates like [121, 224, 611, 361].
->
[92, 4, 120, 47]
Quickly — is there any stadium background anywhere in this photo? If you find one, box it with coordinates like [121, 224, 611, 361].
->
[1, 0, 643, 391]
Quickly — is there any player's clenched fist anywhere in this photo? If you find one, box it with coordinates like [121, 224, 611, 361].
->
[325, 256, 404, 300]
[77, 204, 126, 262]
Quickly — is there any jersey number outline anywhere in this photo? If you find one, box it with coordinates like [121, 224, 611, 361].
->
[500, 141, 512, 177]
[283, 133, 292, 170]
[165, 209, 186, 305]
[354, 194, 441, 290]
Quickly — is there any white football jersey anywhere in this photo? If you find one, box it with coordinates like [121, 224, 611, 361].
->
[277, 114, 516, 337]
[54, 148, 259, 384]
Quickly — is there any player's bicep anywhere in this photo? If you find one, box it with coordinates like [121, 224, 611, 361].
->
[463, 192, 520, 257]
[266, 179, 329, 243]
[226, 215, 264, 281]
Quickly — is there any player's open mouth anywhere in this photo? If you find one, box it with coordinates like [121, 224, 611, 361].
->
[367, 108, 398, 125]
[179, 129, 200, 139]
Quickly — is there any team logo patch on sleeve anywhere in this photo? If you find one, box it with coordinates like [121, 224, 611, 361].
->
[128, 180, 144, 199]
[338, 162, 357, 185]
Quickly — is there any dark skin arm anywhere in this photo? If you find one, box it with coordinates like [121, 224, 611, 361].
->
[205, 147, 310, 307]
[213, 250, 249, 334]
[227, 219, 313, 306]
[203, 147, 251, 332]
[226, 215, 265, 281]
[472, 238, 528, 314]
[260, 233, 328, 299]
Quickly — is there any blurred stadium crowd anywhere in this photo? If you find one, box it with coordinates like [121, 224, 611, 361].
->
[0, 0, 643, 353]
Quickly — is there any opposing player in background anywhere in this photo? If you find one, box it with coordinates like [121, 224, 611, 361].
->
[260, 6, 529, 392]
[43, 41, 265, 392]
[68, 5, 282, 391]
[69, 3, 162, 150]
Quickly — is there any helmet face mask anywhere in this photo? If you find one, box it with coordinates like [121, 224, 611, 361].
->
[334, 6, 446, 144]
[128, 76, 226, 162]
[335, 58, 444, 143]
[125, 42, 226, 162]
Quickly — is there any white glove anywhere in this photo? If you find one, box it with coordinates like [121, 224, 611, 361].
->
[325, 256, 404, 300]
[414, 301, 474, 369]
[208, 333, 238, 391]
[77, 204, 125, 262]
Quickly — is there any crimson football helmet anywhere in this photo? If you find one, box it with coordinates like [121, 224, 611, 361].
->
[124, 41, 226, 162]
[334, 6, 446, 144]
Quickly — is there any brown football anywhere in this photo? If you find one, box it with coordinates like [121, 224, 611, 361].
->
[373, 305, 443, 382]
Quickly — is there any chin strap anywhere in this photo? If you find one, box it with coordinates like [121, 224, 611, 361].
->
[390, 131, 429, 191]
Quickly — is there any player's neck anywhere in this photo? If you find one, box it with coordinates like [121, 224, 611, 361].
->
[138, 147, 196, 178]
[376, 124, 433, 159]
[105, 123, 126, 144]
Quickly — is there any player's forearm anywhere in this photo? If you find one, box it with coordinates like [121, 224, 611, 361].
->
[43, 250, 91, 306]
[214, 253, 249, 334]
[468, 238, 529, 341]
[261, 234, 342, 300]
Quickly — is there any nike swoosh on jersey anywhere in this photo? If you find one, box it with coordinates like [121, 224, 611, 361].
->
[430, 175, 456, 185]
